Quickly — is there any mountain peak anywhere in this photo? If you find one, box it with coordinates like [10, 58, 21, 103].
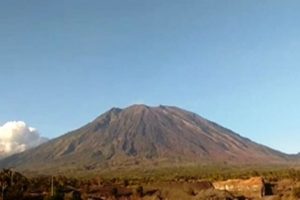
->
[108, 107, 122, 113]
[125, 104, 151, 110]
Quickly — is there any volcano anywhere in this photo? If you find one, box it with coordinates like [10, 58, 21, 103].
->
[0, 105, 289, 172]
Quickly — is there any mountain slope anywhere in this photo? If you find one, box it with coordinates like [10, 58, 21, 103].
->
[0, 105, 290, 172]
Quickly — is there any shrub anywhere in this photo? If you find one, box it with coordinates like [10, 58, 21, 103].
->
[123, 179, 129, 187]
[184, 186, 196, 196]
[111, 187, 118, 197]
[135, 185, 143, 197]
[292, 186, 300, 198]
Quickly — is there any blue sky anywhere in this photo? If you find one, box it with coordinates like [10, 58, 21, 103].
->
[0, 0, 300, 153]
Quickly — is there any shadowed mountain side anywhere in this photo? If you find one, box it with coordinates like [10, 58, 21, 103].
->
[0, 105, 291, 172]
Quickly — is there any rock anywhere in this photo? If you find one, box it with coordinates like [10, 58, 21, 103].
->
[213, 177, 265, 198]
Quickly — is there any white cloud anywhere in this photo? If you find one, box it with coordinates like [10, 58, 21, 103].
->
[0, 121, 48, 158]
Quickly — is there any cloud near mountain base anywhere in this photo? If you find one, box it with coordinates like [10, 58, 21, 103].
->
[0, 121, 48, 158]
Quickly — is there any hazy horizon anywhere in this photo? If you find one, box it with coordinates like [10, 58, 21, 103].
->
[1, 0, 300, 154]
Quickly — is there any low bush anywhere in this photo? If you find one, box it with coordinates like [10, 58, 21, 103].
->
[292, 186, 300, 198]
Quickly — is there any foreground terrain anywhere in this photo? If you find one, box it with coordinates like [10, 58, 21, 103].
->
[2, 167, 300, 200]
